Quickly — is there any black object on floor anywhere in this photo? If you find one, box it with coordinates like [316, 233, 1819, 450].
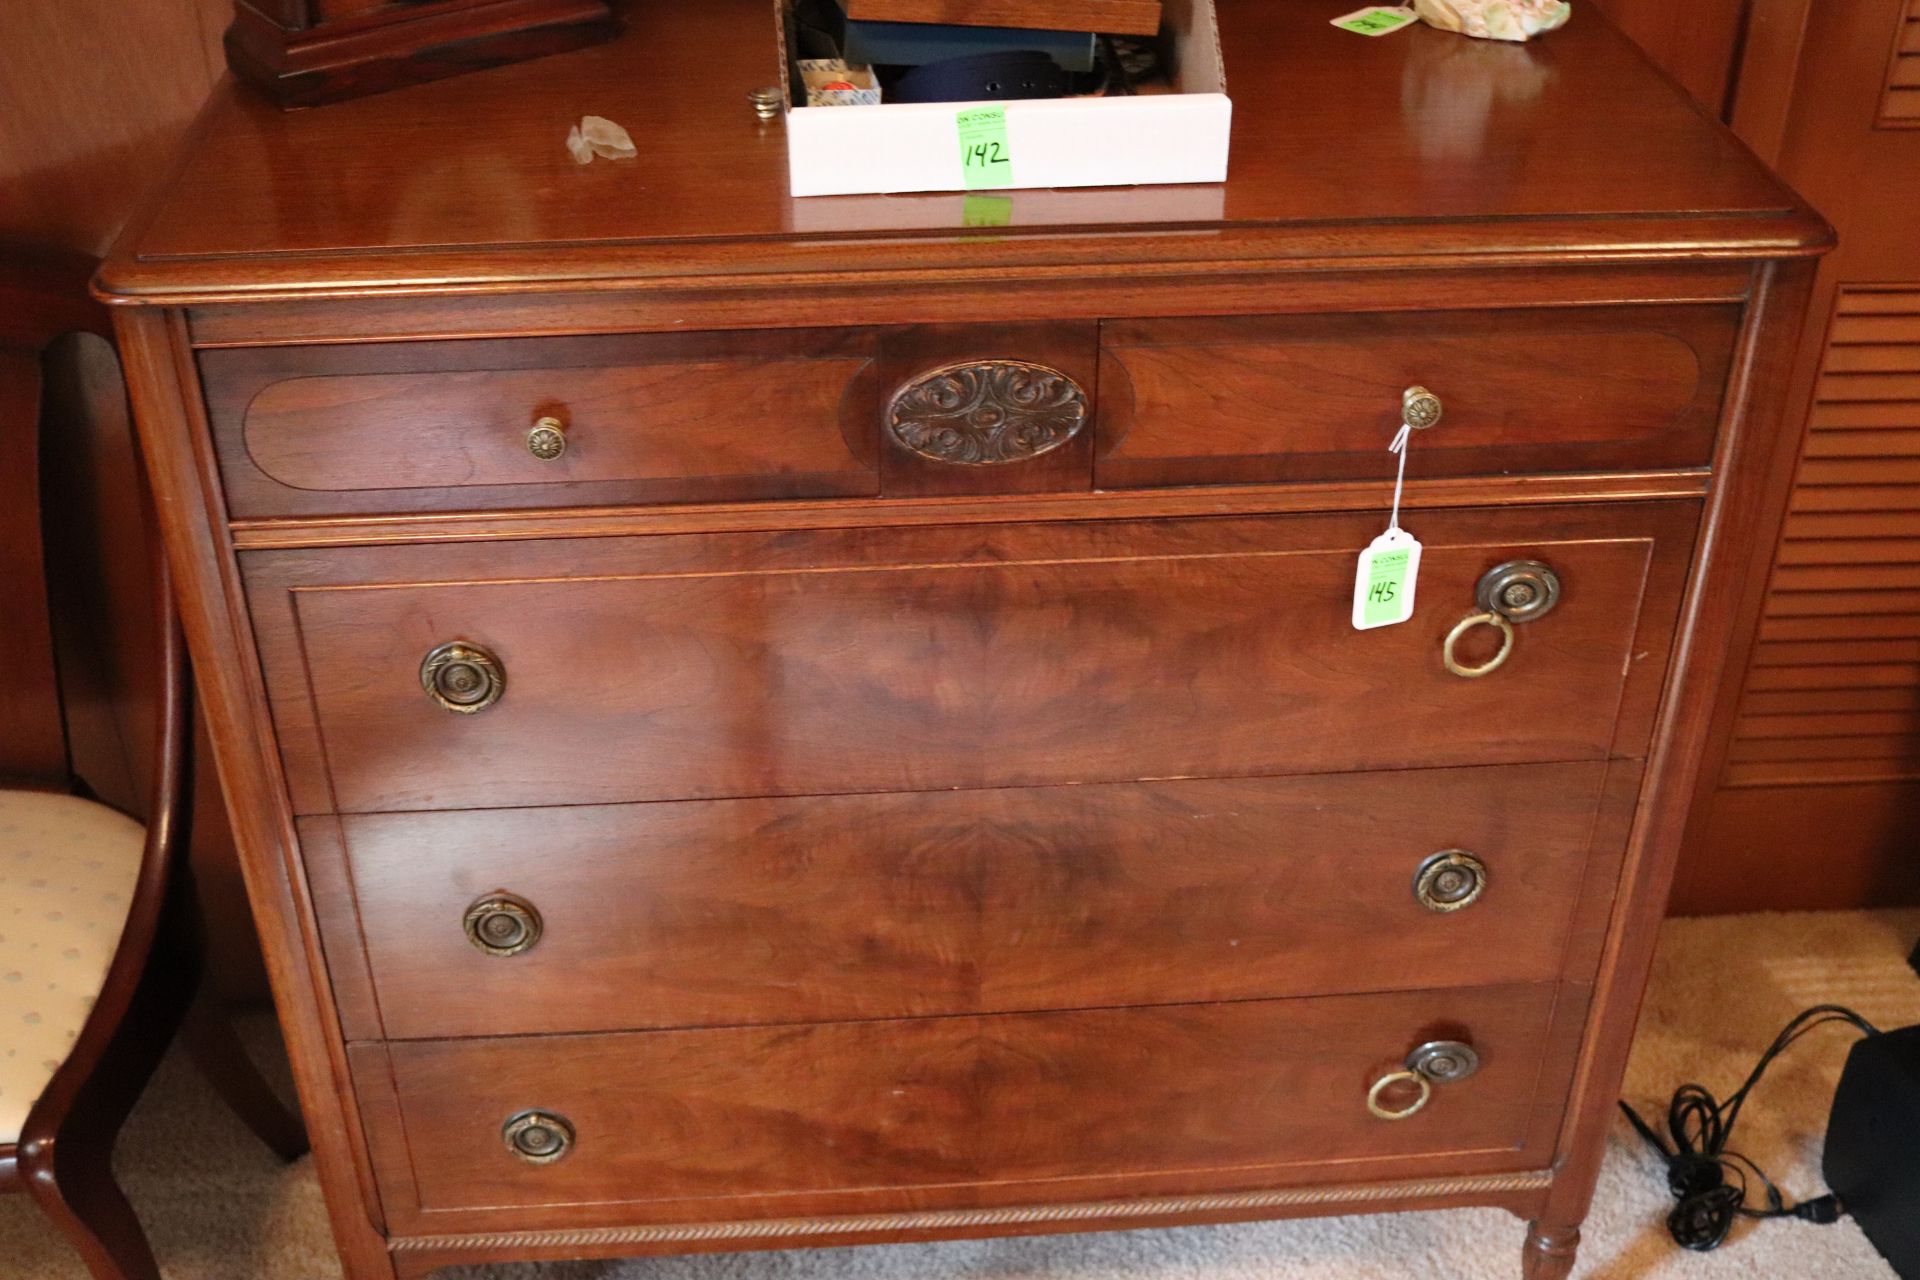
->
[1825, 1023, 1920, 1279]
[1625, 1003, 1920, 1279]
[1621, 1006, 1873, 1252]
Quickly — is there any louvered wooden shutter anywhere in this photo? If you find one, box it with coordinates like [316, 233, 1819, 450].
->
[1885, 0, 1920, 125]
[1730, 289, 1920, 785]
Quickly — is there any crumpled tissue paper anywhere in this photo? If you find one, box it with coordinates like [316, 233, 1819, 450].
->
[567, 115, 637, 164]
[1414, 0, 1571, 41]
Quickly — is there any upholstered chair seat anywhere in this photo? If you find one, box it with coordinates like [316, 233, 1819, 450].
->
[0, 789, 147, 1145]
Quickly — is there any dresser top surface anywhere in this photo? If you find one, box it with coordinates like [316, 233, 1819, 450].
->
[100, 0, 1826, 304]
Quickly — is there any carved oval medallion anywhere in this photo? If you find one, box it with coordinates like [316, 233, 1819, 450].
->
[887, 360, 1088, 466]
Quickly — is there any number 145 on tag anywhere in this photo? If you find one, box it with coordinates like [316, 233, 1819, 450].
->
[1352, 530, 1422, 630]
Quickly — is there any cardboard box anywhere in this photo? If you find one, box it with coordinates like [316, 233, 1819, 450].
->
[776, 0, 1229, 198]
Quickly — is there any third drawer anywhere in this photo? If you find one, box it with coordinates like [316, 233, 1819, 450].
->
[308, 760, 1626, 1040]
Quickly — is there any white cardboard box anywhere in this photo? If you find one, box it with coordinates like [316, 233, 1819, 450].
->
[776, 0, 1231, 198]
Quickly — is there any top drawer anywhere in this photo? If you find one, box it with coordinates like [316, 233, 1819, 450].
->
[1097, 304, 1739, 488]
[202, 322, 1106, 516]
[202, 330, 885, 517]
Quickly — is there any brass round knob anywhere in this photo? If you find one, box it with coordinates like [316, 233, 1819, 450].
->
[527, 415, 567, 461]
[1402, 385, 1443, 430]
[464, 893, 542, 957]
[1367, 1069, 1432, 1121]
[502, 1110, 574, 1164]
[1442, 611, 1515, 679]
[1414, 850, 1488, 912]
[1407, 1040, 1482, 1084]
[420, 641, 504, 714]
[1476, 560, 1561, 623]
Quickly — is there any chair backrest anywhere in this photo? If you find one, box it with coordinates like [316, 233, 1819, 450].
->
[0, 248, 167, 821]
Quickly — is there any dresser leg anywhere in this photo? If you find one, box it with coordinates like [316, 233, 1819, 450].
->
[1521, 1221, 1581, 1280]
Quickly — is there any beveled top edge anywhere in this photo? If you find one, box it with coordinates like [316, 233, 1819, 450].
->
[97, 0, 1833, 307]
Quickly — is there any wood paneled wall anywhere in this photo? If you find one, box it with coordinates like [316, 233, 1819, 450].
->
[1, 0, 270, 997]
[0, 0, 228, 253]
[1591, 0, 1752, 111]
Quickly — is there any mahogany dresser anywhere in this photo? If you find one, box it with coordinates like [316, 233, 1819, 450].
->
[99, 2, 1827, 1277]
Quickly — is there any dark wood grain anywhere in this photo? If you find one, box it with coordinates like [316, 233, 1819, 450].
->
[1, 252, 307, 1280]
[1589, 0, 1750, 111]
[97, 0, 1826, 1275]
[842, 0, 1164, 36]
[115, 308, 401, 1279]
[246, 505, 1693, 815]
[0, 0, 224, 256]
[1676, 0, 1920, 913]
[223, 0, 619, 108]
[184, 261, 1757, 348]
[201, 330, 880, 516]
[876, 323, 1097, 497]
[365, 984, 1562, 1232]
[1098, 305, 1738, 488]
[319, 761, 1607, 1038]
[0, 346, 67, 788]
[94, 0, 1822, 305]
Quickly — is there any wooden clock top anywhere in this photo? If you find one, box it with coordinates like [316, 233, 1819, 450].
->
[100, 0, 1827, 305]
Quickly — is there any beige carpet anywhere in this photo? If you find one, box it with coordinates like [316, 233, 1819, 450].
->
[5, 909, 1917, 1279]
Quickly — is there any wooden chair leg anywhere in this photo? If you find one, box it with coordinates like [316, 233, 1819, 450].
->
[181, 994, 310, 1162]
[21, 1136, 161, 1280]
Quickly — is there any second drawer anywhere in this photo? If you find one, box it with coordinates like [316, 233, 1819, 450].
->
[309, 761, 1616, 1040]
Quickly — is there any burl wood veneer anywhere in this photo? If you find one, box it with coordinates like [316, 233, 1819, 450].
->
[99, 1, 1828, 1276]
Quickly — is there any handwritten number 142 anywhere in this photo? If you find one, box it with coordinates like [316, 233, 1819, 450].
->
[965, 141, 1008, 169]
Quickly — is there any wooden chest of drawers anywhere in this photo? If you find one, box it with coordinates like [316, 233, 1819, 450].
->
[101, 2, 1827, 1276]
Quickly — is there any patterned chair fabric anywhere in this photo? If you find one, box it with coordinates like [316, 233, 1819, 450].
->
[0, 788, 145, 1143]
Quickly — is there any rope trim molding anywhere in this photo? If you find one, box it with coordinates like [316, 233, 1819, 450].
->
[391, 1170, 1554, 1254]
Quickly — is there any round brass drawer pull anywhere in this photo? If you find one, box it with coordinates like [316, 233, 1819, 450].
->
[420, 641, 505, 714]
[1414, 850, 1488, 912]
[1367, 1069, 1433, 1121]
[464, 893, 542, 957]
[502, 1110, 574, 1164]
[1476, 559, 1561, 623]
[1442, 611, 1514, 679]
[1402, 385, 1443, 430]
[527, 415, 568, 461]
[1408, 1039, 1482, 1084]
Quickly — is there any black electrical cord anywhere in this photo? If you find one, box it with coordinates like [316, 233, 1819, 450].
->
[1620, 1003, 1881, 1252]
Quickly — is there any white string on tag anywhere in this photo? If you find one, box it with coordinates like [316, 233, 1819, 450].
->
[1387, 422, 1412, 533]
[1353, 417, 1424, 630]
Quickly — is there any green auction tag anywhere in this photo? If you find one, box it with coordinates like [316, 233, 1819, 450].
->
[1353, 530, 1422, 630]
[962, 193, 1013, 227]
[957, 106, 1013, 190]
[1331, 5, 1418, 36]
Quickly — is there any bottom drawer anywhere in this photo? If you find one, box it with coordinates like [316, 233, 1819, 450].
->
[358, 983, 1570, 1230]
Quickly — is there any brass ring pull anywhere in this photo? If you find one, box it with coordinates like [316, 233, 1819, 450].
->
[502, 1110, 574, 1164]
[1367, 1069, 1433, 1121]
[420, 641, 505, 714]
[464, 893, 542, 957]
[1443, 611, 1515, 679]
[1414, 849, 1488, 913]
